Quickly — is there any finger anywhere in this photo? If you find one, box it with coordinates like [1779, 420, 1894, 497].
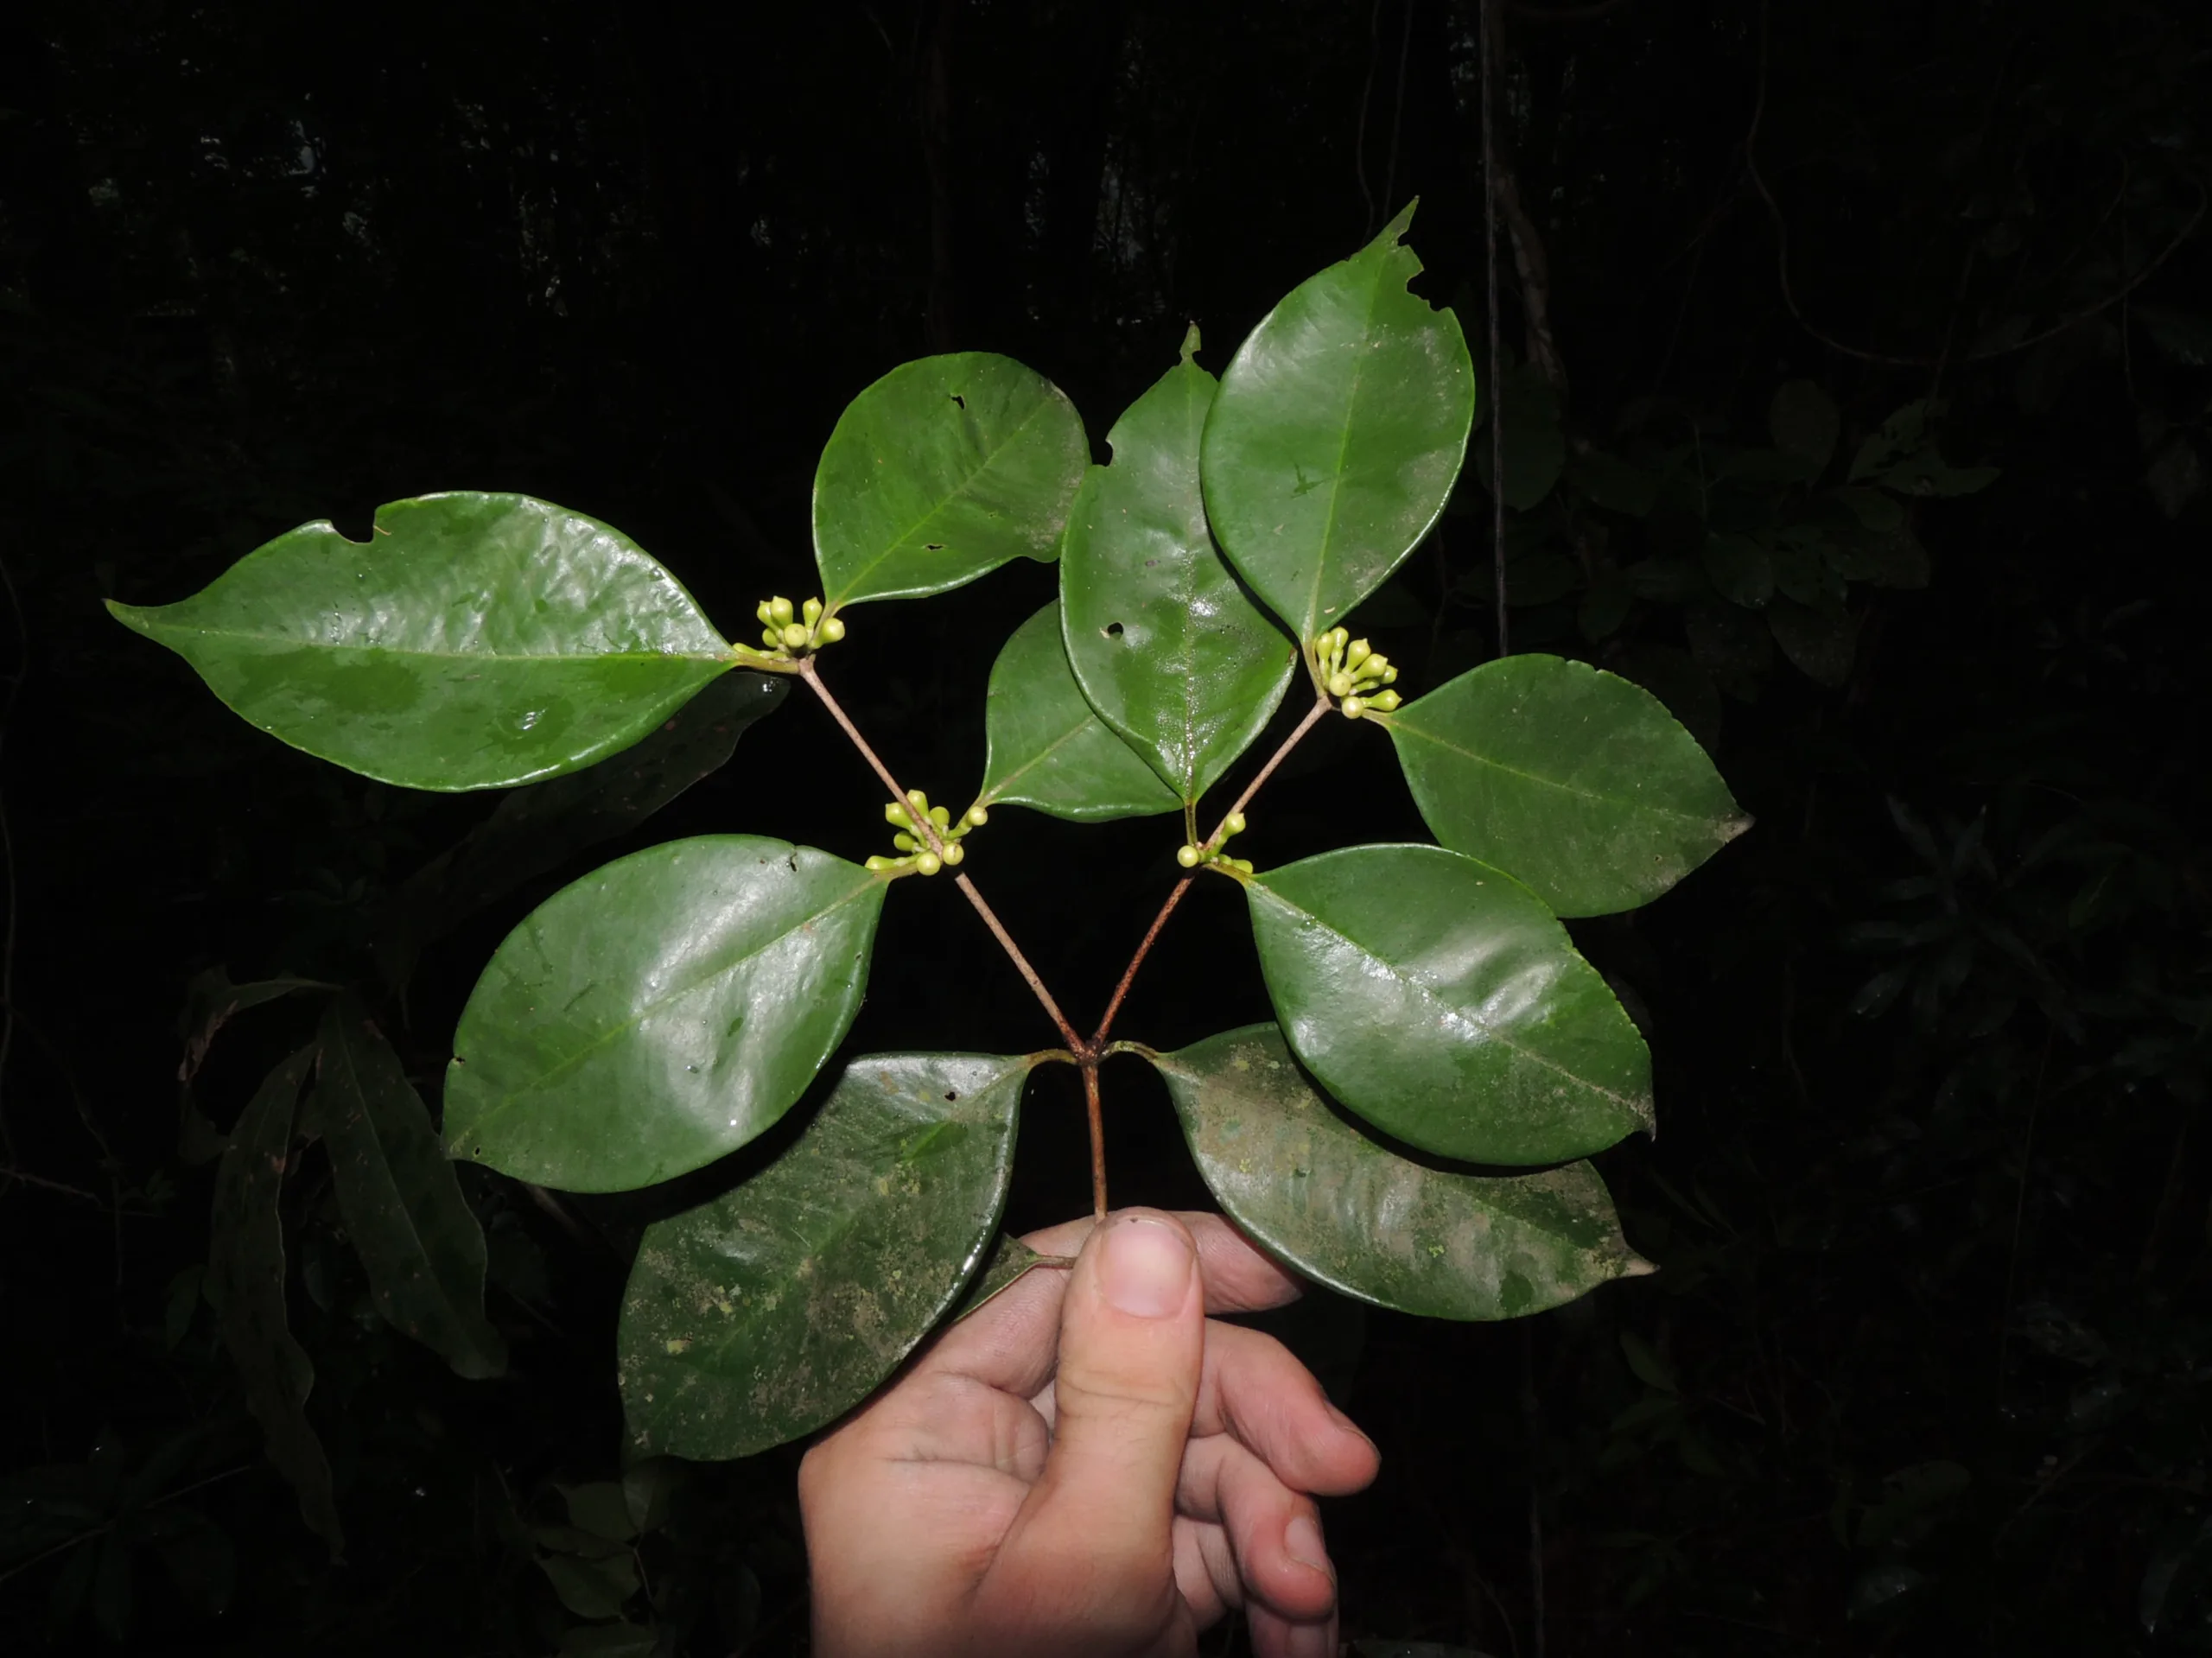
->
[1193, 1321, 1380, 1497]
[1024, 1210, 1304, 1316]
[1173, 1433, 1338, 1624]
[1249, 1598, 1339, 1658]
[1171, 1515, 1236, 1627]
[986, 1209, 1204, 1626]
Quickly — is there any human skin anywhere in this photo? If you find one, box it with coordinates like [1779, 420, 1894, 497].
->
[799, 1209, 1381, 1658]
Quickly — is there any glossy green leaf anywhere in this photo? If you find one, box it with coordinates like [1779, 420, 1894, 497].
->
[444, 836, 887, 1193]
[953, 1233, 1073, 1323]
[1202, 204, 1476, 642]
[376, 671, 788, 988]
[1243, 844, 1654, 1164]
[1151, 1025, 1650, 1318]
[107, 492, 736, 791]
[813, 353, 1088, 608]
[1062, 331, 1295, 802]
[618, 1052, 1030, 1460]
[205, 1046, 343, 1557]
[306, 996, 505, 1379]
[1382, 654, 1751, 916]
[976, 604, 1182, 821]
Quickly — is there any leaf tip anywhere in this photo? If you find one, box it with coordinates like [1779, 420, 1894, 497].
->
[1621, 1253, 1660, 1280]
[1179, 321, 1202, 364]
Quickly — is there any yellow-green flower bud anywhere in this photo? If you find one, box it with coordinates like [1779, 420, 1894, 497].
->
[865, 854, 897, 873]
[818, 615, 846, 644]
[756, 600, 776, 626]
[1345, 638, 1371, 670]
[966, 805, 989, 828]
[1176, 844, 1202, 869]
[928, 805, 950, 830]
[1225, 810, 1247, 837]
[802, 597, 823, 626]
[1329, 672, 1355, 698]
[906, 789, 928, 810]
[1382, 664, 1398, 684]
[1369, 689, 1402, 713]
[781, 622, 810, 650]
[915, 850, 943, 876]
[893, 832, 918, 853]
[761, 626, 784, 649]
[770, 596, 795, 626]
[1343, 696, 1366, 719]
[1230, 857, 1254, 873]
[884, 802, 912, 828]
[941, 841, 964, 866]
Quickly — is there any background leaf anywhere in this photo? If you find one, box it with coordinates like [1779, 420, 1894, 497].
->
[617, 1052, 1030, 1460]
[107, 492, 735, 791]
[1060, 330, 1295, 802]
[445, 836, 886, 1193]
[1770, 380, 1841, 471]
[1471, 363, 1567, 511]
[1202, 203, 1476, 642]
[306, 995, 505, 1378]
[976, 603, 1182, 821]
[1384, 654, 1751, 916]
[1152, 1025, 1651, 1319]
[375, 670, 788, 989]
[812, 353, 1088, 608]
[1245, 844, 1655, 1163]
[205, 1047, 343, 1557]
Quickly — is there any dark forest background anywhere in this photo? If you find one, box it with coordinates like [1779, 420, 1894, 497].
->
[3, 1, 2210, 1652]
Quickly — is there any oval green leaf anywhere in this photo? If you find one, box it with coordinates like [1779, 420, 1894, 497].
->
[1382, 654, 1751, 917]
[308, 995, 506, 1379]
[1243, 843, 1653, 1164]
[1151, 1025, 1651, 1318]
[107, 492, 736, 791]
[1062, 329, 1295, 803]
[618, 1052, 1031, 1460]
[443, 835, 887, 1193]
[812, 353, 1088, 609]
[1201, 203, 1476, 643]
[976, 604, 1182, 821]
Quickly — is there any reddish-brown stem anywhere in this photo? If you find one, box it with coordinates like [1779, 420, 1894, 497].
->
[1081, 1061, 1107, 1221]
[1090, 694, 1334, 1049]
[798, 657, 1083, 1053]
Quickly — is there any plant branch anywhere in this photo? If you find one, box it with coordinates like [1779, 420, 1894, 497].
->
[797, 657, 1083, 1053]
[1090, 695, 1333, 1050]
[1081, 1062, 1107, 1221]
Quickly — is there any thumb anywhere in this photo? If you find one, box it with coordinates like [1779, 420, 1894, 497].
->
[990, 1210, 1203, 1628]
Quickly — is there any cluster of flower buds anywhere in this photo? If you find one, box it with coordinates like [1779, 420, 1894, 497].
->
[865, 790, 988, 877]
[1313, 627, 1402, 718]
[753, 595, 846, 656]
[1177, 810, 1254, 874]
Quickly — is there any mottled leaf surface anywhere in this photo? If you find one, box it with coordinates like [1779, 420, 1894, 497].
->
[108, 492, 734, 791]
[1154, 1025, 1649, 1318]
[618, 1053, 1029, 1460]
[206, 1046, 343, 1556]
[1061, 332, 1294, 802]
[813, 353, 1087, 608]
[976, 604, 1182, 821]
[1383, 655, 1750, 917]
[308, 996, 505, 1378]
[1244, 844, 1654, 1164]
[445, 836, 886, 1193]
[1202, 205, 1475, 643]
[376, 671, 788, 988]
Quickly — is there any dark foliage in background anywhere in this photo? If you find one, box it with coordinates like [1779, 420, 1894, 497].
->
[3, 0, 2209, 1651]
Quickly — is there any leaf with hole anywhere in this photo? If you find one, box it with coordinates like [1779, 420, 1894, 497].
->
[1061, 327, 1294, 803]
[976, 604, 1182, 821]
[444, 836, 886, 1193]
[108, 493, 736, 791]
[1151, 1025, 1650, 1318]
[618, 1052, 1029, 1460]
[1382, 655, 1749, 916]
[1243, 843, 1654, 1163]
[378, 670, 789, 989]
[1202, 204, 1475, 642]
[813, 353, 1088, 608]
[206, 1046, 343, 1557]
[306, 996, 505, 1378]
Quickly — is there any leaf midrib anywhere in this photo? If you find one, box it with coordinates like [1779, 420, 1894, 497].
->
[1300, 258, 1394, 640]
[125, 617, 730, 667]
[1251, 883, 1647, 1117]
[830, 391, 1060, 601]
[470, 871, 882, 1128]
[1392, 717, 1721, 828]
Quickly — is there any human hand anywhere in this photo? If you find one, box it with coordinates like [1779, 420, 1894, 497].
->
[798, 1208, 1379, 1658]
